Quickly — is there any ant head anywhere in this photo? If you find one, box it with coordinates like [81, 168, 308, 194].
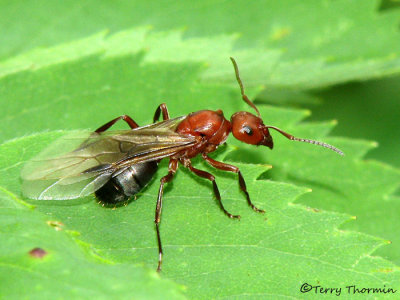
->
[229, 57, 344, 155]
[230, 111, 273, 148]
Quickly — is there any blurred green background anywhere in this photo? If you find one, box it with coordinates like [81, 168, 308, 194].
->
[309, 75, 400, 169]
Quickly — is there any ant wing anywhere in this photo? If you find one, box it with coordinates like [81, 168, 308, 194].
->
[21, 116, 194, 200]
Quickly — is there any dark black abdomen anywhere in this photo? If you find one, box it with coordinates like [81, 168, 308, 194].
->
[95, 161, 158, 204]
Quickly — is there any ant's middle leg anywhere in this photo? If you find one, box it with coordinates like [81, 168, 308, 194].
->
[95, 115, 139, 133]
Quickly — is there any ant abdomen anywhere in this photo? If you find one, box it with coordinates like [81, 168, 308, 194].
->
[95, 161, 158, 204]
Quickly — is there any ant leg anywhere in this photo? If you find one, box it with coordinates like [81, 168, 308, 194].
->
[185, 161, 241, 219]
[96, 102, 169, 134]
[153, 103, 170, 123]
[95, 115, 139, 133]
[202, 154, 265, 214]
[155, 159, 178, 272]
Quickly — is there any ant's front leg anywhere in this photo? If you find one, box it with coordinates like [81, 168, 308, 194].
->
[184, 159, 241, 219]
[153, 103, 170, 123]
[202, 154, 265, 214]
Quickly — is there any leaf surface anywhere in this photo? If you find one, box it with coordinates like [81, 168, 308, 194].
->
[1, 43, 399, 298]
[0, 175, 184, 299]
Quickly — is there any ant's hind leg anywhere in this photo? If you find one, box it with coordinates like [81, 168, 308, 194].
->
[95, 115, 139, 133]
[202, 154, 265, 214]
[153, 103, 170, 122]
[96, 102, 170, 134]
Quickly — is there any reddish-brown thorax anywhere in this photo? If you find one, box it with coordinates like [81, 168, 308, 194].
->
[175, 110, 232, 158]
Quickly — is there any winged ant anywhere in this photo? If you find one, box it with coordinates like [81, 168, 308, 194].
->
[22, 58, 343, 272]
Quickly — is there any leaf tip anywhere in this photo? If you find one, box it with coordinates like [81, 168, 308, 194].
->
[270, 26, 292, 41]
[376, 268, 394, 273]
[46, 220, 64, 231]
[306, 206, 320, 213]
[232, 32, 242, 40]
[203, 61, 210, 69]
[65, 229, 81, 237]
[259, 163, 273, 170]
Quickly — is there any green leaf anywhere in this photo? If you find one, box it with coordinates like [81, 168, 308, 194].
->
[227, 104, 400, 264]
[298, 78, 400, 263]
[2, 135, 399, 298]
[0, 178, 184, 299]
[1, 41, 399, 298]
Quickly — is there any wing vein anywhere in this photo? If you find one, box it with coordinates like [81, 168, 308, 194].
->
[21, 117, 195, 200]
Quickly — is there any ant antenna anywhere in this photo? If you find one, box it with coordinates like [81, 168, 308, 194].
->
[230, 57, 261, 118]
[230, 57, 344, 156]
[266, 126, 344, 155]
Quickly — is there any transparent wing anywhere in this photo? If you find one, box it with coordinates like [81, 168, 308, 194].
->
[21, 116, 194, 200]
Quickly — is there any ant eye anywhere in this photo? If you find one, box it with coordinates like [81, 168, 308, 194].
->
[242, 125, 253, 136]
